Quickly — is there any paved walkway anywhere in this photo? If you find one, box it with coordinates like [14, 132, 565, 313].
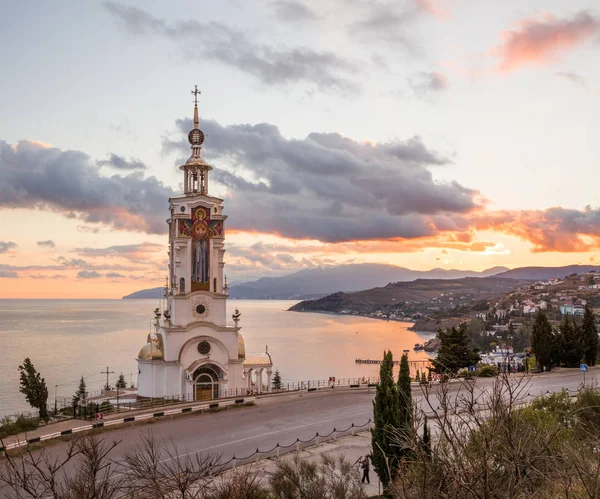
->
[219, 431, 381, 497]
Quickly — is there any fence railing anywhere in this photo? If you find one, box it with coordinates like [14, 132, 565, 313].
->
[51, 377, 381, 420]
[210, 419, 374, 470]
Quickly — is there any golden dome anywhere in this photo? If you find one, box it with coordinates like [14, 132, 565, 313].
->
[138, 332, 164, 360]
[138, 343, 164, 360]
[238, 334, 246, 360]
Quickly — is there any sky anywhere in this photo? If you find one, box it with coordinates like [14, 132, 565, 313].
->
[0, 0, 599, 298]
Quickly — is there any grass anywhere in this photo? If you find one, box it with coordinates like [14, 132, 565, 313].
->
[0, 414, 40, 439]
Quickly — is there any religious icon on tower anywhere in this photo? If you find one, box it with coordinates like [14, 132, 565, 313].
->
[177, 205, 224, 291]
[192, 239, 208, 284]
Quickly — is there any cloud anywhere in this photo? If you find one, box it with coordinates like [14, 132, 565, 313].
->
[37, 240, 56, 248]
[28, 274, 68, 280]
[77, 225, 100, 234]
[475, 206, 600, 252]
[350, 3, 418, 53]
[0, 139, 174, 234]
[0, 241, 18, 254]
[77, 270, 102, 279]
[271, 0, 318, 23]
[104, 2, 358, 93]
[97, 153, 147, 170]
[106, 272, 126, 278]
[408, 71, 448, 97]
[74, 243, 164, 263]
[493, 11, 600, 71]
[164, 117, 479, 243]
[0, 268, 18, 278]
[413, 0, 449, 19]
[556, 71, 588, 88]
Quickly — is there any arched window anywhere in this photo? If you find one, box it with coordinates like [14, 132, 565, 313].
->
[213, 277, 217, 292]
[180, 277, 185, 294]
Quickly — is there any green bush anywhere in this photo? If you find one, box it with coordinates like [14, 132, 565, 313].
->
[476, 365, 498, 377]
[574, 386, 600, 432]
[531, 389, 573, 423]
[0, 413, 39, 438]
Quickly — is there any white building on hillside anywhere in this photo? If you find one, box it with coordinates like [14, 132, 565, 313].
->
[136, 88, 272, 401]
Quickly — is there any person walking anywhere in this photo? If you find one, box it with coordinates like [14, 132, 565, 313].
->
[361, 455, 370, 484]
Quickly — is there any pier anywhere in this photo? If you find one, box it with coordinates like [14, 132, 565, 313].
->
[355, 358, 432, 367]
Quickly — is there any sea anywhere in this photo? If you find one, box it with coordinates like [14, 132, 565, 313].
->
[0, 299, 435, 417]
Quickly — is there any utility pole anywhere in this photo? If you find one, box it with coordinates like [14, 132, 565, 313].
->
[101, 366, 115, 391]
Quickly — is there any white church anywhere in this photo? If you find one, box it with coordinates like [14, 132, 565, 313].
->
[137, 88, 273, 401]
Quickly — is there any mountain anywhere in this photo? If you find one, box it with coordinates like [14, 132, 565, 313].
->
[288, 277, 525, 313]
[227, 264, 510, 299]
[122, 287, 164, 299]
[493, 265, 600, 281]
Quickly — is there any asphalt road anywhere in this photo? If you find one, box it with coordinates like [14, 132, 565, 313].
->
[1, 368, 597, 490]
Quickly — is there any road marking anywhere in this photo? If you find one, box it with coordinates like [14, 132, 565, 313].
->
[158, 410, 372, 463]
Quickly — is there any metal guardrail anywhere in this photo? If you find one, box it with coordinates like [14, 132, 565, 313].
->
[1, 397, 254, 453]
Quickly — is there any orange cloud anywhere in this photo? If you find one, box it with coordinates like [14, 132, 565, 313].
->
[414, 0, 449, 19]
[475, 206, 600, 252]
[493, 11, 600, 71]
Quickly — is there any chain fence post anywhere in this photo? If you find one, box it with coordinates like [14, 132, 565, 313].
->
[232, 456, 236, 469]
[316, 432, 320, 446]
[296, 438, 300, 453]
[276, 444, 280, 459]
[333, 428, 337, 441]
[351, 423, 355, 436]
[255, 449, 259, 463]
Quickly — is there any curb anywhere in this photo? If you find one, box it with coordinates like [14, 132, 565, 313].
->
[0, 397, 254, 453]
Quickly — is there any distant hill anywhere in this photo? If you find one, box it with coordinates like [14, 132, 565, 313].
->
[122, 287, 164, 299]
[288, 277, 526, 313]
[227, 264, 509, 299]
[493, 265, 600, 281]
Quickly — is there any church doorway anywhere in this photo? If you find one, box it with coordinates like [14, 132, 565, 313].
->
[193, 365, 221, 401]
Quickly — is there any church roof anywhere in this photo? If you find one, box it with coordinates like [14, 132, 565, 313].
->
[243, 353, 272, 367]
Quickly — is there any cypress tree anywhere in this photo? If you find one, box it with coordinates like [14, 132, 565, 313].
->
[421, 371, 427, 384]
[422, 416, 431, 458]
[73, 376, 87, 404]
[398, 353, 413, 430]
[116, 373, 127, 389]
[531, 311, 553, 371]
[432, 324, 481, 374]
[559, 315, 583, 367]
[272, 370, 282, 390]
[371, 350, 401, 489]
[18, 358, 49, 422]
[582, 306, 598, 366]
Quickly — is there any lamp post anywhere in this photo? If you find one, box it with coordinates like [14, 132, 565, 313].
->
[54, 384, 58, 416]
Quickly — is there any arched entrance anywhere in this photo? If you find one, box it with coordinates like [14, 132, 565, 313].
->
[193, 365, 221, 401]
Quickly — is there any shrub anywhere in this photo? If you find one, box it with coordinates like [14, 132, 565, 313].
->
[530, 388, 573, 422]
[477, 364, 498, 377]
[574, 386, 600, 432]
[0, 414, 40, 438]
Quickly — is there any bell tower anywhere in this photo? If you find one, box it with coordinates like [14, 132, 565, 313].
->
[136, 87, 272, 401]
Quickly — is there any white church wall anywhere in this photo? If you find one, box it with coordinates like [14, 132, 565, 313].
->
[179, 336, 230, 370]
[170, 292, 227, 327]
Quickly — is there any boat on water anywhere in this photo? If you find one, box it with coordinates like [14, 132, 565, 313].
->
[413, 343, 424, 351]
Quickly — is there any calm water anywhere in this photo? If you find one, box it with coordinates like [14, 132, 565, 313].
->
[0, 300, 434, 416]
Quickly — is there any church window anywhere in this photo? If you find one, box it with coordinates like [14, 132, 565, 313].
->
[214, 277, 217, 292]
[214, 207, 217, 213]
[180, 278, 185, 293]
[198, 341, 211, 355]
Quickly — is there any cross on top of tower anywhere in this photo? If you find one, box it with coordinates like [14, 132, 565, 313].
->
[191, 85, 201, 107]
